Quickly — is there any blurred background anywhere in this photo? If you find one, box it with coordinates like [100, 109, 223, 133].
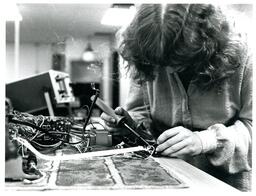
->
[5, 3, 253, 118]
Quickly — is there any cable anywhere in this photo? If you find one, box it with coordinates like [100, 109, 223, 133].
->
[81, 105, 90, 115]
[90, 121, 106, 130]
[9, 118, 72, 143]
[82, 87, 100, 138]
[15, 137, 148, 161]
[90, 119, 96, 129]
[31, 140, 62, 148]
[47, 131, 69, 135]
[67, 140, 84, 145]
[9, 118, 53, 136]
[7, 111, 95, 150]
[29, 130, 40, 141]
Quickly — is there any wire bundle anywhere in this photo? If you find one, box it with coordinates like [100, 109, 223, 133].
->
[7, 110, 94, 153]
[6, 110, 155, 160]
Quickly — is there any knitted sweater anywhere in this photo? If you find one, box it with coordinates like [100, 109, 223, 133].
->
[124, 55, 252, 191]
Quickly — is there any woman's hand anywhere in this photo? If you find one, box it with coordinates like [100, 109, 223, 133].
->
[100, 107, 136, 136]
[156, 126, 202, 157]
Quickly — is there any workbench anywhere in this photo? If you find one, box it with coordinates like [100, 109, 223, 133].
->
[5, 150, 239, 191]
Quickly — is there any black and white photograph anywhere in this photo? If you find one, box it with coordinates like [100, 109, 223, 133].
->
[3, 0, 253, 193]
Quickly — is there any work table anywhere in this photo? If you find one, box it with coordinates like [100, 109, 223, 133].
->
[5, 150, 239, 191]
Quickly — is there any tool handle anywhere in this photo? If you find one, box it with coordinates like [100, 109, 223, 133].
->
[91, 96, 125, 125]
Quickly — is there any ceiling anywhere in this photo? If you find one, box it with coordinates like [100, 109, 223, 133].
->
[5, 4, 253, 44]
[6, 4, 119, 43]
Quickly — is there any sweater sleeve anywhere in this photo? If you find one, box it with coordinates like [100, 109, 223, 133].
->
[124, 78, 154, 135]
[196, 57, 252, 174]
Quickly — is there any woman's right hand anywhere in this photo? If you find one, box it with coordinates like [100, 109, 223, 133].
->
[100, 107, 136, 136]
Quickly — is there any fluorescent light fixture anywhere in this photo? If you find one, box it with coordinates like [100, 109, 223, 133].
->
[101, 5, 136, 26]
[4, 2, 22, 21]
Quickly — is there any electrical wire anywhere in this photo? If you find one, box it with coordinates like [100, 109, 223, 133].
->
[90, 121, 106, 130]
[90, 119, 96, 129]
[8, 117, 86, 149]
[29, 130, 40, 141]
[31, 140, 62, 148]
[7, 102, 109, 154]
[15, 137, 149, 161]
[9, 118, 72, 144]
[82, 89, 100, 138]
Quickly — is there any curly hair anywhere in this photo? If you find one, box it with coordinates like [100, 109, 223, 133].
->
[119, 4, 246, 89]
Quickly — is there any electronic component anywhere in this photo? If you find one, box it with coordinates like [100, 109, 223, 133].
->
[7, 111, 71, 150]
[6, 70, 75, 114]
[7, 109, 155, 157]
[6, 110, 113, 152]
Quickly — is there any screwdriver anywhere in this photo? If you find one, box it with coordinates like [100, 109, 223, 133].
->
[90, 96, 151, 147]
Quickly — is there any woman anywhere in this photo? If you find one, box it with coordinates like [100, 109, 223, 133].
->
[101, 4, 252, 191]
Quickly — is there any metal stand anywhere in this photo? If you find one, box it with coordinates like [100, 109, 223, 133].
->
[44, 91, 54, 116]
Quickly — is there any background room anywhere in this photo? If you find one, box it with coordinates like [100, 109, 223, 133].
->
[5, 3, 253, 118]
[6, 3, 135, 118]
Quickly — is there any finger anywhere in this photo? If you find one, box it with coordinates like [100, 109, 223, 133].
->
[157, 127, 182, 144]
[114, 107, 124, 115]
[114, 107, 136, 127]
[103, 123, 127, 136]
[105, 121, 117, 128]
[102, 122, 119, 132]
[156, 133, 184, 152]
[108, 127, 124, 135]
[161, 139, 188, 156]
[168, 147, 191, 157]
[100, 112, 116, 124]
[115, 107, 131, 120]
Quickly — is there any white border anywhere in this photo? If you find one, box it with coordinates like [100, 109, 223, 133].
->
[1, 1, 255, 196]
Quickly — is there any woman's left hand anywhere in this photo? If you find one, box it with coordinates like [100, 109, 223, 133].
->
[156, 126, 202, 157]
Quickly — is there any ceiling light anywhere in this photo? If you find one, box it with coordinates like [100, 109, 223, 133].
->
[82, 43, 97, 62]
[4, 2, 22, 21]
[101, 4, 136, 26]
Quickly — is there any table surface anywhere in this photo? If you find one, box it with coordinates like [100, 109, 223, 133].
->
[155, 158, 239, 191]
[5, 151, 239, 191]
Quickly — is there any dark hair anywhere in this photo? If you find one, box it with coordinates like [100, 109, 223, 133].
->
[119, 4, 246, 89]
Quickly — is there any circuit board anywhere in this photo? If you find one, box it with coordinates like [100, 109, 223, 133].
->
[5, 152, 188, 190]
